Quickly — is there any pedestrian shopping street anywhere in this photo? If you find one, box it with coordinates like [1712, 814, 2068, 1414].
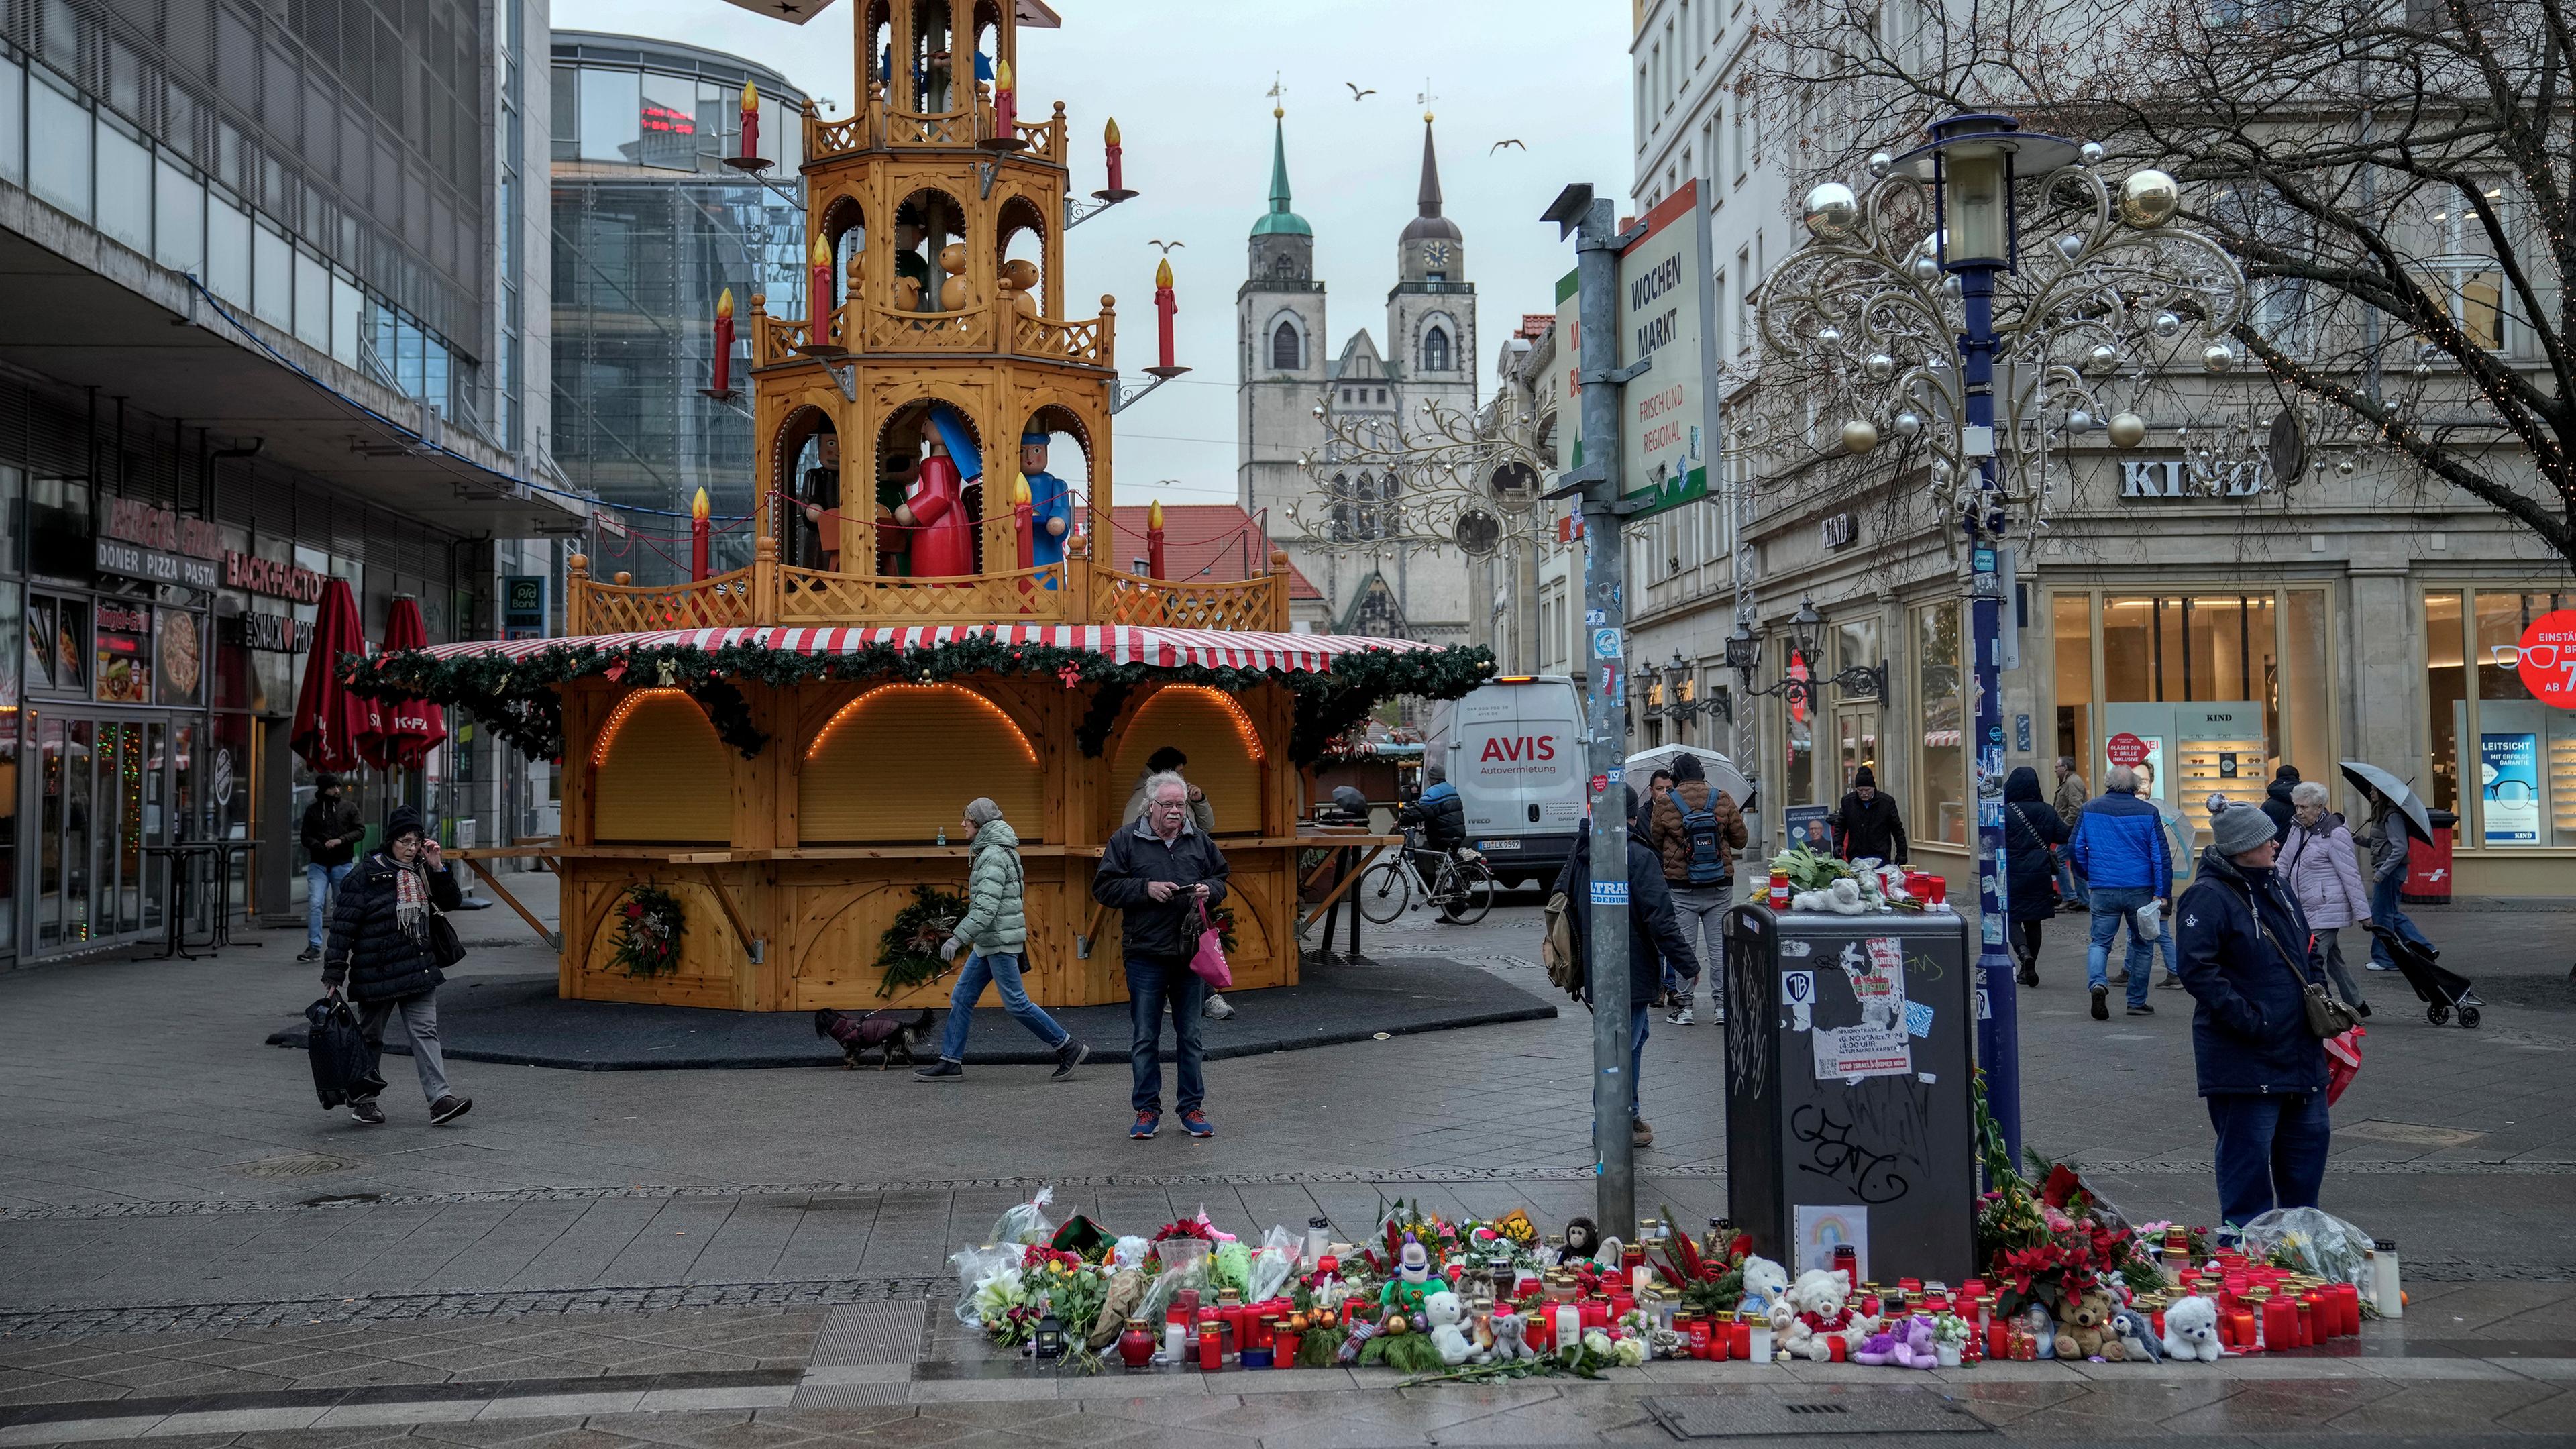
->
[1, 885, 2571, 1446]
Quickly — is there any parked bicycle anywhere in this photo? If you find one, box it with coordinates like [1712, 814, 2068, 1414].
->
[1356, 833, 1497, 925]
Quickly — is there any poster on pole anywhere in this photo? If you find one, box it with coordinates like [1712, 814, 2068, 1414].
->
[1618, 181, 1721, 520]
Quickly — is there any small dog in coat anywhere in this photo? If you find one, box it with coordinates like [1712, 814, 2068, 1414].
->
[814, 1008, 935, 1069]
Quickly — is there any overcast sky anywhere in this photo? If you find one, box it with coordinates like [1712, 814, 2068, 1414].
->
[551, 0, 1638, 506]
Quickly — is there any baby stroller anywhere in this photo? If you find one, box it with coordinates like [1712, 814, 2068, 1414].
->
[2363, 922, 2481, 1028]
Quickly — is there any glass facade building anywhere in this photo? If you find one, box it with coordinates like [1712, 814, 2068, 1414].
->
[549, 33, 807, 585]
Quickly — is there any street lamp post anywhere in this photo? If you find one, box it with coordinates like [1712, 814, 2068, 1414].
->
[1731, 600, 1889, 710]
[1760, 112, 2247, 1165]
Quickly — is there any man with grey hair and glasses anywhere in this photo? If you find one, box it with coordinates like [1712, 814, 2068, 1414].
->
[1094, 770, 1230, 1140]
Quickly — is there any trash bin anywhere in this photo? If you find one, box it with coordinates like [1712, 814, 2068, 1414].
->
[1719, 902, 1979, 1285]
[2402, 808, 2458, 906]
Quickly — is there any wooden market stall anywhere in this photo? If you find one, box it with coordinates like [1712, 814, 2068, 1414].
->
[358, 5, 1487, 1011]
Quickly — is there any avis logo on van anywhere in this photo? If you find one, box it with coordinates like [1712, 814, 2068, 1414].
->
[1480, 735, 1558, 763]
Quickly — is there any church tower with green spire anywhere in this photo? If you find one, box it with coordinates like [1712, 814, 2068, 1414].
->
[1238, 101, 1328, 625]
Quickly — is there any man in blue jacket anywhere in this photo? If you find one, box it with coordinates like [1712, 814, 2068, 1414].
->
[2065, 764, 2173, 1021]
[2176, 802, 2332, 1227]
[1551, 787, 1699, 1151]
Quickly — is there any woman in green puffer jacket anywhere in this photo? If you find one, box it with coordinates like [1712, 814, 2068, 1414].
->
[914, 798, 1090, 1081]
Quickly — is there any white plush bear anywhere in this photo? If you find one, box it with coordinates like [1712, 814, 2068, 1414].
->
[2160, 1294, 2223, 1364]
[1424, 1291, 1478, 1366]
[1738, 1254, 1791, 1316]
[1779, 1268, 1863, 1363]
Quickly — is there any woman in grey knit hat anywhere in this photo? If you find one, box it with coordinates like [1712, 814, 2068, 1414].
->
[916, 797, 1088, 1081]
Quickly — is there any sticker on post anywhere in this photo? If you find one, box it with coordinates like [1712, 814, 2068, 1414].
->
[1904, 1000, 1934, 1038]
[1782, 970, 1815, 1031]
[1593, 627, 1625, 659]
[1779, 938, 1811, 958]
[1976, 987, 1993, 1020]
[1590, 879, 1629, 905]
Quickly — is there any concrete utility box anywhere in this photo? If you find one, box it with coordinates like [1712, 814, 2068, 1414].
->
[1719, 903, 1979, 1286]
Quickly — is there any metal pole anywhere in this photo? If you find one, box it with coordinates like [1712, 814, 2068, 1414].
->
[1957, 264, 2023, 1166]
[1556, 189, 1635, 1238]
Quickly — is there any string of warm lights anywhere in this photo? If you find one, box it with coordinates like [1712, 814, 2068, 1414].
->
[807, 682, 1039, 765]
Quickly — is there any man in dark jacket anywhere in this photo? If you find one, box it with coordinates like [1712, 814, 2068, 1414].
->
[322, 807, 470, 1126]
[2260, 766, 2300, 845]
[1401, 764, 1466, 852]
[1551, 788, 1699, 1150]
[2002, 767, 2071, 988]
[297, 773, 364, 963]
[1642, 753, 1748, 1026]
[2067, 764, 2174, 1020]
[1093, 771, 1230, 1141]
[2176, 802, 2332, 1227]
[1829, 766, 1909, 865]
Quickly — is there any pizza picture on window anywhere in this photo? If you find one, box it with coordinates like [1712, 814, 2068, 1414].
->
[160, 614, 202, 699]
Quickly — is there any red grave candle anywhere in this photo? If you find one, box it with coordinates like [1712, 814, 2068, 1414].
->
[1199, 1311, 1222, 1370]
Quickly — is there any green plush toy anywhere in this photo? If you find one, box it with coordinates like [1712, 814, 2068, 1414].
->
[1377, 1236, 1454, 1324]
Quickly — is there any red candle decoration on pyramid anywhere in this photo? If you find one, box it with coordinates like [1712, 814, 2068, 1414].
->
[690, 488, 710, 582]
[739, 80, 759, 163]
[711, 287, 735, 394]
[1146, 499, 1166, 580]
[992, 57, 1016, 140]
[810, 235, 835, 329]
[1012, 473, 1035, 570]
[1104, 116, 1124, 192]
[1152, 256, 1177, 371]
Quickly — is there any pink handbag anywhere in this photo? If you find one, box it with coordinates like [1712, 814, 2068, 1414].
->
[1189, 899, 1233, 991]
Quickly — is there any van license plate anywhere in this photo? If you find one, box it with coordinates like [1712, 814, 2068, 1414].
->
[1478, 839, 1522, 850]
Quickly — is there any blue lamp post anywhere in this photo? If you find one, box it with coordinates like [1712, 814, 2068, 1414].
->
[1768, 111, 2241, 1170]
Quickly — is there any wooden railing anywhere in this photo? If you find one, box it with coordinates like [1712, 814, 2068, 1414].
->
[800, 99, 1065, 165]
[1010, 311, 1109, 367]
[564, 542, 1291, 634]
[565, 565, 761, 636]
[752, 299, 1111, 368]
[883, 107, 976, 148]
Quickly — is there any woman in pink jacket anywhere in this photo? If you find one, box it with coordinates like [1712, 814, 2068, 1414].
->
[2281, 780, 2371, 1016]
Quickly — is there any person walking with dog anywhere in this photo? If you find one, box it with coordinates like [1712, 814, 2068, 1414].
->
[2066, 764, 2173, 1020]
[1643, 753, 1746, 1026]
[916, 798, 1088, 1082]
[2176, 802, 2337, 1227]
[2282, 781, 2373, 1018]
[321, 806, 471, 1126]
[1095, 771, 1230, 1140]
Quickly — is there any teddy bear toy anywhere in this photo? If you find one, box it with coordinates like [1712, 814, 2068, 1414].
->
[2022, 1304, 2057, 1359]
[1780, 1268, 1864, 1363]
[1888, 1315, 1941, 1368]
[2160, 1294, 2224, 1363]
[2110, 1307, 2164, 1364]
[1424, 1291, 1478, 1366]
[2053, 1287, 2125, 1362]
[1483, 1305, 1536, 1362]
[1737, 1254, 1791, 1316]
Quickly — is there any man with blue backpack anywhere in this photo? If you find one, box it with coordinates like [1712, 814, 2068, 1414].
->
[1644, 753, 1748, 1025]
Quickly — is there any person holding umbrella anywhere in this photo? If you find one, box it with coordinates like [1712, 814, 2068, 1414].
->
[2357, 786, 2439, 971]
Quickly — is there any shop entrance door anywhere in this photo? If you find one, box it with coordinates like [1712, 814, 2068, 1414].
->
[29, 710, 177, 955]
[1835, 705, 1881, 794]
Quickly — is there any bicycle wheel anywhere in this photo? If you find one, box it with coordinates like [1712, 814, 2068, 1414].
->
[1438, 859, 1497, 925]
[1355, 859, 1410, 924]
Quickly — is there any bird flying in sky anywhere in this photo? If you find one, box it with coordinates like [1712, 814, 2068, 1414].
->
[1346, 82, 1376, 101]
[1147, 239, 1185, 254]
[1491, 139, 1527, 152]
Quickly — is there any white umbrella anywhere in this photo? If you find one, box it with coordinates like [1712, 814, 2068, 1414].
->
[1624, 745, 1754, 812]
[2339, 760, 2435, 843]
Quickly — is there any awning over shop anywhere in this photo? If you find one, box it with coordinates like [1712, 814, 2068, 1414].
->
[415, 624, 1428, 676]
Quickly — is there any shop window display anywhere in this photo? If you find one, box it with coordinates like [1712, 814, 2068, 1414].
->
[2077, 592, 2325, 810]
[1916, 601, 1964, 845]
[2053, 592, 2094, 780]
[2455, 589, 2576, 848]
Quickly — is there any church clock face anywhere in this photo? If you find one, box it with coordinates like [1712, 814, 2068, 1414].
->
[1426, 242, 1451, 267]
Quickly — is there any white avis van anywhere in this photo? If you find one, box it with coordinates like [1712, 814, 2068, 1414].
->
[1422, 674, 1587, 887]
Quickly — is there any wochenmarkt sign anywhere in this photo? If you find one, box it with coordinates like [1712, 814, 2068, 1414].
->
[1552, 180, 1723, 521]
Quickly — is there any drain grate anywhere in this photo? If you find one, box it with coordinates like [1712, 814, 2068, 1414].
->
[1646, 1389, 1992, 1439]
[233, 1153, 358, 1179]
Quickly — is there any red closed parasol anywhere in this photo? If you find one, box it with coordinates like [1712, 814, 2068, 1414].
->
[290, 578, 372, 773]
[358, 596, 448, 769]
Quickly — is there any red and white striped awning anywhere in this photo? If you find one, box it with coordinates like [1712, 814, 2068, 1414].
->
[417, 624, 1427, 676]
[1922, 729, 1962, 748]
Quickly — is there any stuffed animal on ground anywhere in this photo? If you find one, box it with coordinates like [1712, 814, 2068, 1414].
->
[1377, 1235, 1454, 1323]
[2023, 1304, 2057, 1358]
[1483, 1305, 1535, 1362]
[2054, 1287, 2123, 1361]
[1424, 1291, 1477, 1366]
[1851, 1324, 1903, 1365]
[1887, 1315, 1940, 1369]
[1737, 1255, 1791, 1316]
[2110, 1307, 2164, 1364]
[1780, 1268, 1860, 1363]
[813, 1007, 934, 1069]
[1593, 1234, 1626, 1269]
[1561, 1218, 1602, 1262]
[2160, 1294, 2223, 1363]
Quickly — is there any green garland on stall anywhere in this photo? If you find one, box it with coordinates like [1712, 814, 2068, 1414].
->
[876, 883, 968, 999]
[341, 637, 1495, 766]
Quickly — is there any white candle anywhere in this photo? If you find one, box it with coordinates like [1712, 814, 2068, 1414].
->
[1749, 1323, 1774, 1362]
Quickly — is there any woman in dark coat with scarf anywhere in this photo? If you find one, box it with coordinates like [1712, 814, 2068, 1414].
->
[322, 806, 472, 1126]
[2002, 767, 2070, 988]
